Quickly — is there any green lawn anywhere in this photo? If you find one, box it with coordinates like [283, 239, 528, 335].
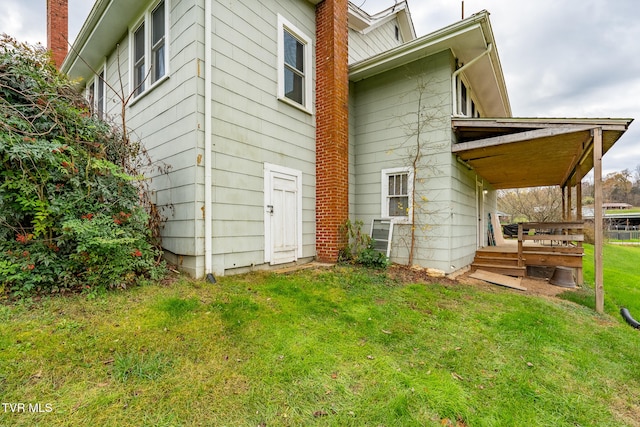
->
[565, 243, 640, 317]
[1, 256, 640, 426]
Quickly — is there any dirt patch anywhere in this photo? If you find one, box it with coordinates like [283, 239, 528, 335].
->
[386, 264, 579, 298]
[457, 271, 577, 297]
[386, 264, 457, 286]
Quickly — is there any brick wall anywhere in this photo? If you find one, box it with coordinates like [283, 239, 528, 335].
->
[315, 0, 349, 262]
[47, 0, 68, 69]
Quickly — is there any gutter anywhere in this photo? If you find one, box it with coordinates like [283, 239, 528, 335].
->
[451, 42, 492, 116]
[204, 0, 213, 279]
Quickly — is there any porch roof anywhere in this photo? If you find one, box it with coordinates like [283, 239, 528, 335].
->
[452, 117, 633, 189]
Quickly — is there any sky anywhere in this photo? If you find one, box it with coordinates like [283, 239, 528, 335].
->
[2, 0, 638, 177]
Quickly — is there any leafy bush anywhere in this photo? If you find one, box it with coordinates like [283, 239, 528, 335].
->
[338, 219, 389, 269]
[0, 35, 164, 296]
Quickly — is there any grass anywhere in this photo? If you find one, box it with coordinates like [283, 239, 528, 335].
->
[1, 260, 640, 426]
[561, 244, 640, 317]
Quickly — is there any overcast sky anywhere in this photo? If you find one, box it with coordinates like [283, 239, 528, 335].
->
[2, 0, 638, 177]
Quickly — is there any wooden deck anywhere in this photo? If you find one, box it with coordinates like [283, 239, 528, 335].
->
[471, 222, 584, 283]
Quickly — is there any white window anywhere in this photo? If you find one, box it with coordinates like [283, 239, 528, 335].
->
[277, 15, 313, 112]
[381, 167, 413, 222]
[96, 69, 105, 118]
[87, 66, 106, 119]
[457, 77, 481, 118]
[132, 0, 168, 97]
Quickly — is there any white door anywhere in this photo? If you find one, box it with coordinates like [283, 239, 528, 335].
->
[264, 164, 302, 265]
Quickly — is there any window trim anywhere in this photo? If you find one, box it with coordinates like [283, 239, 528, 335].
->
[87, 63, 106, 119]
[456, 76, 482, 118]
[277, 14, 313, 114]
[381, 167, 414, 223]
[129, 0, 169, 100]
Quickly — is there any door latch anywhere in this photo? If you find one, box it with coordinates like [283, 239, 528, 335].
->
[266, 205, 274, 214]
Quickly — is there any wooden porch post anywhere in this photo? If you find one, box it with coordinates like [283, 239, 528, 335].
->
[576, 175, 582, 221]
[567, 185, 573, 221]
[562, 186, 567, 220]
[593, 127, 604, 313]
[576, 168, 584, 285]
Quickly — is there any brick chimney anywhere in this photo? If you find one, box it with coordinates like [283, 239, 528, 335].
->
[315, 0, 349, 262]
[46, 0, 68, 68]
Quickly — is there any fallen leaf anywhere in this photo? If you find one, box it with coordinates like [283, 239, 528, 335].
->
[367, 355, 374, 360]
[331, 372, 338, 379]
[313, 410, 328, 417]
[526, 362, 534, 367]
[451, 372, 464, 381]
[381, 329, 392, 334]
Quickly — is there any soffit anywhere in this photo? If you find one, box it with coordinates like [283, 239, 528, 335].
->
[349, 11, 510, 117]
[62, 0, 147, 80]
[452, 118, 633, 189]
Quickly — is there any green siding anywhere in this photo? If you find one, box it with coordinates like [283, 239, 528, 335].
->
[353, 50, 461, 271]
[91, 0, 319, 277]
[95, 0, 203, 274]
[210, 0, 317, 273]
[349, 19, 404, 64]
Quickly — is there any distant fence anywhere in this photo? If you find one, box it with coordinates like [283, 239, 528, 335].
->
[606, 230, 640, 241]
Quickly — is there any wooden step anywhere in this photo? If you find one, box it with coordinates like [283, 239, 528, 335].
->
[522, 253, 584, 268]
[475, 250, 520, 259]
[470, 263, 526, 277]
[472, 255, 523, 267]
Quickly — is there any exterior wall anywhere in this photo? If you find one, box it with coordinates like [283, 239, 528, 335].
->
[353, 50, 461, 272]
[95, 0, 204, 276]
[449, 157, 481, 271]
[348, 18, 404, 64]
[348, 81, 357, 222]
[210, 0, 318, 273]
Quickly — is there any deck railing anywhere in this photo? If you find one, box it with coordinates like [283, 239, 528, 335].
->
[516, 221, 585, 283]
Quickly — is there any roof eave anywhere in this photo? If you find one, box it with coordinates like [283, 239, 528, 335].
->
[62, 0, 153, 82]
[349, 11, 511, 117]
[348, 1, 416, 41]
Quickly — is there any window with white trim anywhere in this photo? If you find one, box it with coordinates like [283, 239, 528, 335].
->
[87, 66, 106, 119]
[381, 167, 413, 221]
[457, 77, 481, 118]
[96, 69, 105, 118]
[132, 0, 168, 97]
[277, 15, 312, 112]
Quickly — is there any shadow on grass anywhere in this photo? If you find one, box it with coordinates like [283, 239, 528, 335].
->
[557, 286, 620, 315]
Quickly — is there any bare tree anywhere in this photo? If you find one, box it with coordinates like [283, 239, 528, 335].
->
[390, 75, 449, 265]
[498, 187, 563, 223]
[602, 170, 632, 204]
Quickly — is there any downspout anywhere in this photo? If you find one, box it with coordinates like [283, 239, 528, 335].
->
[451, 43, 493, 116]
[204, 0, 214, 280]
